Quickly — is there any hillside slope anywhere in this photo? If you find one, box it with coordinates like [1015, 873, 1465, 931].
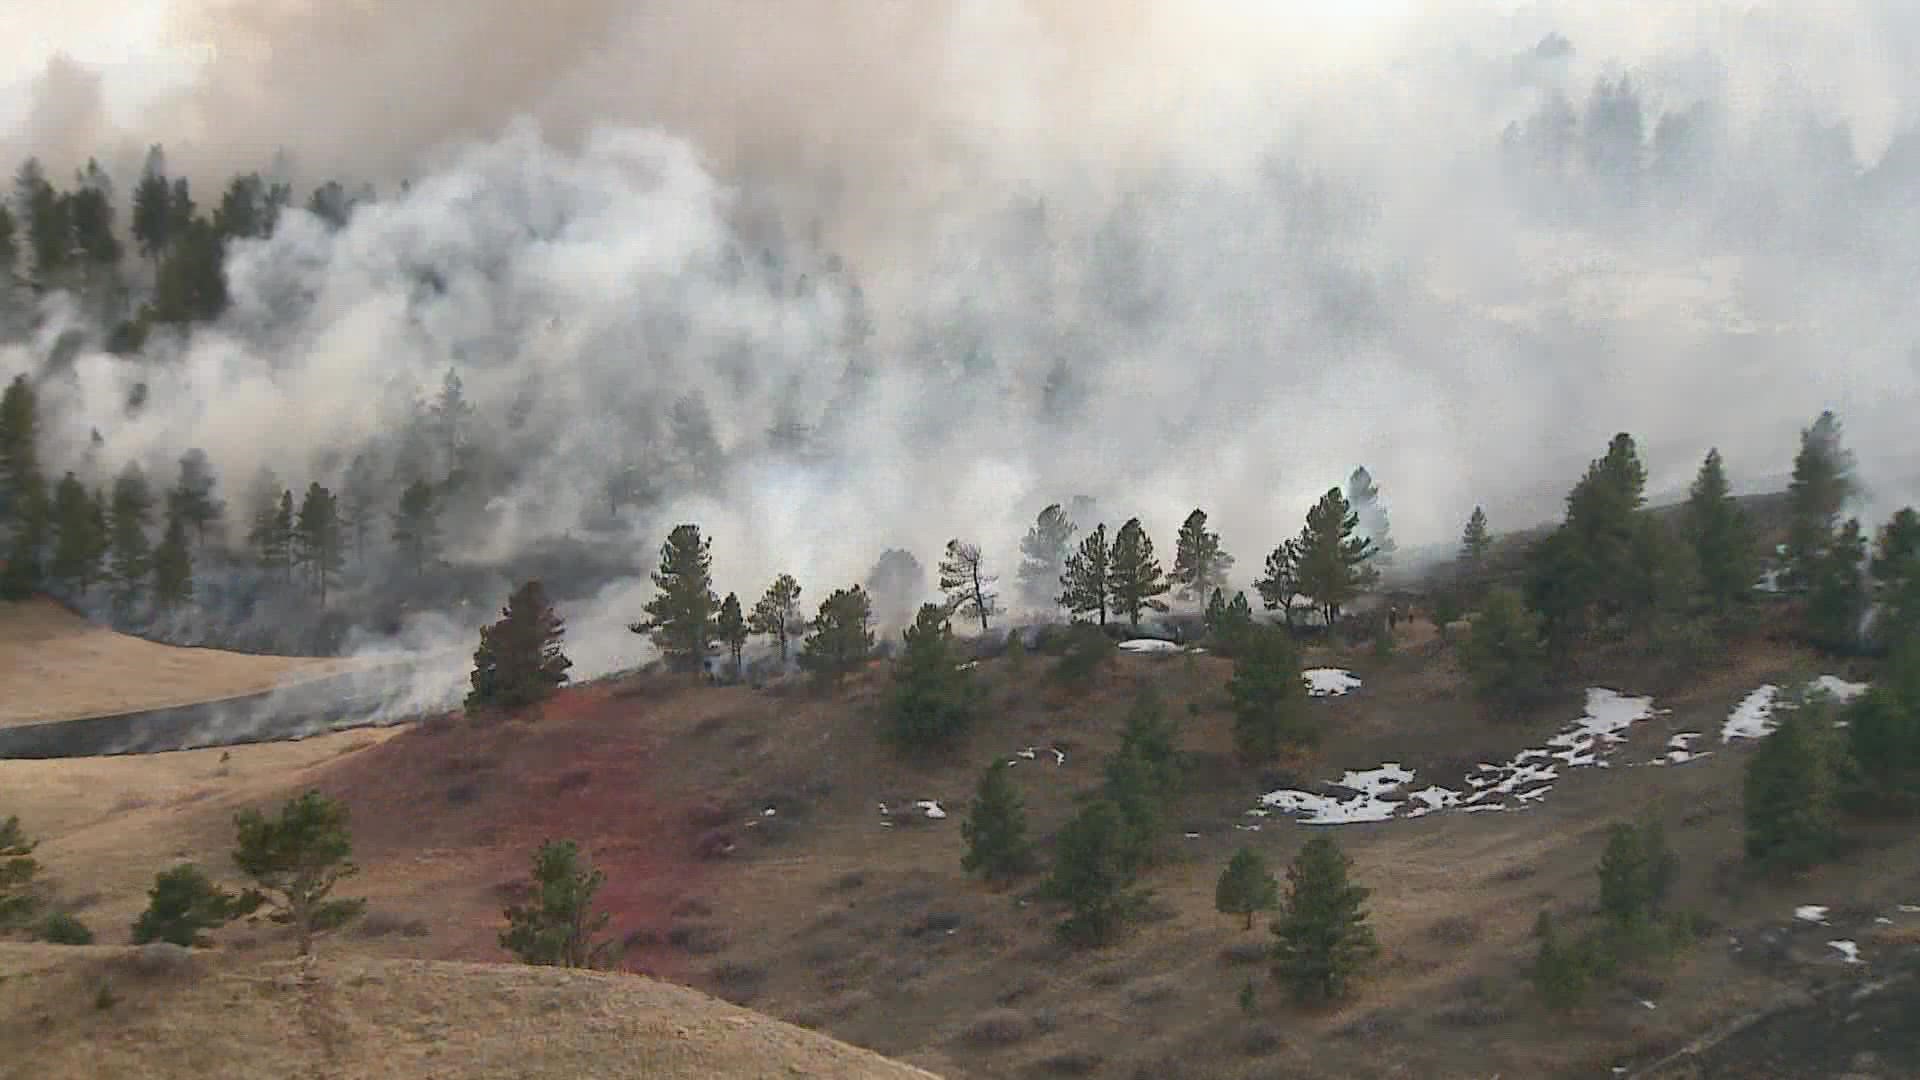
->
[0, 943, 943, 1080]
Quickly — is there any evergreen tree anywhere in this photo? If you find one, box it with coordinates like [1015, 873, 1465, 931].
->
[1872, 508, 1920, 650]
[294, 482, 345, 604]
[1462, 586, 1549, 718]
[150, 216, 229, 324]
[66, 161, 121, 273]
[108, 462, 154, 612]
[1172, 508, 1235, 605]
[391, 479, 440, 576]
[1844, 639, 1920, 802]
[131, 864, 239, 947]
[1254, 538, 1303, 629]
[800, 585, 875, 682]
[1270, 833, 1379, 1003]
[1295, 488, 1379, 626]
[499, 839, 613, 969]
[1229, 623, 1308, 762]
[306, 180, 353, 230]
[48, 472, 100, 593]
[0, 203, 15, 282]
[1461, 506, 1492, 569]
[1531, 910, 1589, 1011]
[429, 367, 476, 480]
[0, 374, 37, 512]
[1108, 517, 1170, 629]
[1684, 448, 1755, 612]
[1114, 688, 1182, 801]
[1205, 588, 1228, 635]
[167, 177, 196, 238]
[467, 580, 572, 711]
[1805, 518, 1869, 653]
[716, 592, 748, 678]
[130, 146, 171, 262]
[14, 158, 67, 283]
[340, 452, 379, 566]
[938, 538, 999, 633]
[1783, 410, 1857, 592]
[1018, 503, 1077, 608]
[1046, 799, 1143, 948]
[747, 573, 805, 664]
[1102, 746, 1165, 875]
[0, 814, 38, 928]
[167, 448, 224, 549]
[961, 759, 1033, 884]
[1215, 847, 1280, 930]
[1743, 696, 1844, 870]
[633, 524, 718, 671]
[1058, 522, 1111, 626]
[151, 514, 193, 610]
[251, 488, 296, 581]
[1596, 820, 1674, 927]
[1346, 466, 1397, 566]
[889, 603, 977, 750]
[231, 790, 366, 956]
[864, 547, 926, 629]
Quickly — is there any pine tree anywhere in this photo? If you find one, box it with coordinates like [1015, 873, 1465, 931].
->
[231, 790, 366, 956]
[1783, 410, 1857, 592]
[151, 514, 193, 611]
[499, 839, 613, 969]
[468, 580, 572, 711]
[391, 479, 440, 576]
[1172, 508, 1235, 605]
[1684, 448, 1755, 612]
[1254, 538, 1303, 629]
[1597, 820, 1673, 927]
[130, 146, 171, 263]
[1114, 688, 1182, 801]
[1295, 488, 1379, 626]
[800, 585, 875, 682]
[108, 462, 154, 612]
[48, 472, 99, 593]
[0, 203, 15, 282]
[1058, 523, 1110, 626]
[1346, 466, 1397, 566]
[716, 592, 748, 679]
[1461, 506, 1492, 569]
[1108, 517, 1170, 629]
[961, 759, 1033, 884]
[167, 448, 223, 550]
[0, 815, 39, 928]
[1531, 910, 1589, 1011]
[0, 374, 37, 510]
[1844, 639, 1920, 801]
[1216, 847, 1280, 930]
[889, 603, 977, 749]
[864, 547, 925, 629]
[633, 524, 718, 671]
[1805, 518, 1869, 653]
[251, 489, 295, 581]
[294, 482, 345, 604]
[1046, 800, 1143, 948]
[938, 538, 999, 633]
[429, 367, 476, 480]
[131, 864, 239, 947]
[340, 453, 378, 565]
[1205, 588, 1228, 636]
[1462, 586, 1548, 718]
[1018, 503, 1077, 608]
[1229, 623, 1308, 762]
[1270, 834, 1379, 1003]
[1102, 747, 1164, 875]
[747, 573, 805, 664]
[1743, 696, 1844, 870]
[1873, 511, 1920, 652]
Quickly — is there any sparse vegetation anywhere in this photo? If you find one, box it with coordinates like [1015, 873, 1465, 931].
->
[37, 910, 94, 945]
[0, 814, 39, 928]
[1215, 847, 1279, 931]
[231, 790, 367, 956]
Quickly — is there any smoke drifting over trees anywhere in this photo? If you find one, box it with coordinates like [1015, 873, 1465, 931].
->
[4, 1, 1920, 680]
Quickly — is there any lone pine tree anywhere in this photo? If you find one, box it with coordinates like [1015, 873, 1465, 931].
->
[747, 573, 805, 664]
[1783, 410, 1857, 592]
[499, 839, 614, 969]
[1108, 517, 1171, 629]
[1046, 799, 1144, 948]
[1462, 586, 1548, 719]
[1460, 506, 1492, 569]
[231, 790, 366, 956]
[1172, 508, 1234, 605]
[961, 759, 1033, 884]
[1596, 820, 1674, 927]
[1018, 503, 1077, 608]
[252, 488, 295, 580]
[800, 585, 875, 682]
[294, 482, 345, 604]
[1270, 833, 1379, 1003]
[1684, 448, 1755, 613]
[890, 603, 977, 750]
[634, 524, 718, 672]
[1294, 487, 1378, 626]
[1058, 522, 1110, 626]
[468, 580, 572, 712]
[1216, 847, 1280, 930]
[167, 447, 224, 549]
[1255, 538, 1303, 629]
[938, 538, 999, 633]
[131, 864, 240, 947]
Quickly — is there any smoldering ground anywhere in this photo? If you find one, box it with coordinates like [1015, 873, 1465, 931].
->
[4, 1, 1920, 717]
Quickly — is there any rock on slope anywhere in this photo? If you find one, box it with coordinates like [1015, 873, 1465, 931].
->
[0, 943, 943, 1080]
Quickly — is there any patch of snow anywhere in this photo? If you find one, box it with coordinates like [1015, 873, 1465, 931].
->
[1008, 745, 1068, 767]
[1828, 940, 1863, 964]
[1795, 905, 1830, 924]
[1899, 904, 1920, 914]
[761, 807, 777, 817]
[1256, 764, 1413, 825]
[1723, 677, 1874, 743]
[1638, 999, 1658, 1011]
[1118, 638, 1183, 654]
[1234, 822, 1263, 832]
[1648, 732, 1710, 766]
[1875, 917, 1894, 926]
[956, 659, 980, 671]
[1183, 831, 1201, 839]
[1809, 675, 1869, 704]
[1303, 668, 1363, 697]
[914, 800, 947, 820]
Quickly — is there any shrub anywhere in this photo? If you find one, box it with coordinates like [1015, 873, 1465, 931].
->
[499, 839, 614, 968]
[1052, 622, 1113, 684]
[132, 864, 240, 948]
[39, 911, 94, 945]
[961, 1008, 1033, 1047]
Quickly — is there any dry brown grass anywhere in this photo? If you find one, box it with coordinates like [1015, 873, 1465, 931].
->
[0, 943, 942, 1080]
[0, 598, 356, 726]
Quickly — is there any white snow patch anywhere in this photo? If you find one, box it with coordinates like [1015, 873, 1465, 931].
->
[1828, 940, 1863, 964]
[1899, 904, 1920, 914]
[1183, 831, 1201, 839]
[1303, 668, 1363, 697]
[1795, 905, 1830, 924]
[1008, 745, 1067, 767]
[1723, 677, 1873, 743]
[1118, 638, 1182, 654]
[1648, 732, 1710, 766]
[914, 800, 947, 820]
[1256, 764, 1413, 825]
[761, 807, 777, 817]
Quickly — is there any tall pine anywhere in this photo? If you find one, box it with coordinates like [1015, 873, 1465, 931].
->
[747, 573, 805, 664]
[391, 479, 439, 576]
[108, 463, 154, 612]
[938, 538, 999, 633]
[467, 580, 572, 711]
[1295, 488, 1378, 626]
[1172, 508, 1234, 605]
[716, 592, 748, 678]
[151, 514, 193, 611]
[1783, 410, 1857, 592]
[800, 585, 875, 682]
[1018, 503, 1077, 608]
[1684, 448, 1755, 613]
[1270, 834, 1379, 1003]
[295, 483, 345, 604]
[1108, 517, 1170, 629]
[634, 524, 718, 671]
[961, 760, 1033, 884]
[1229, 623, 1308, 762]
[1058, 523, 1111, 626]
